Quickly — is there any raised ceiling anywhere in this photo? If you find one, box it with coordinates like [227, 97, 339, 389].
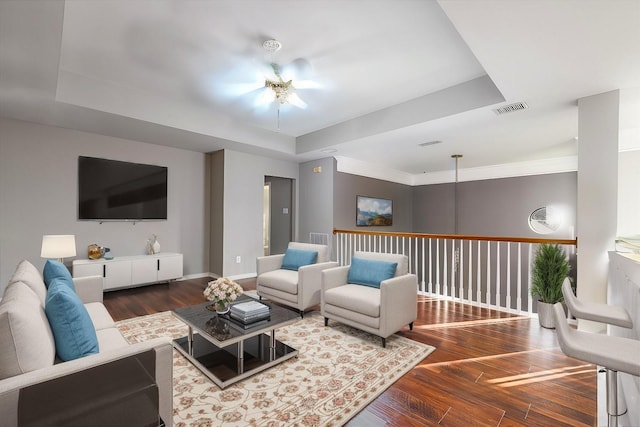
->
[1, 0, 639, 180]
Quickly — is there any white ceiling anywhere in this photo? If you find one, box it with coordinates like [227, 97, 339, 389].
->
[1, 0, 639, 178]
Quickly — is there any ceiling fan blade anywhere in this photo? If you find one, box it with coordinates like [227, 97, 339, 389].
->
[294, 80, 322, 90]
[254, 87, 276, 107]
[287, 93, 307, 109]
[225, 81, 265, 97]
[284, 58, 312, 80]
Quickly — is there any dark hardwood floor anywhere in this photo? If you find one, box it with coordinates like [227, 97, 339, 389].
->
[104, 277, 596, 427]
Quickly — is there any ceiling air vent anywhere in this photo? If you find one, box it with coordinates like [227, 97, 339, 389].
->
[418, 140, 443, 147]
[492, 102, 528, 115]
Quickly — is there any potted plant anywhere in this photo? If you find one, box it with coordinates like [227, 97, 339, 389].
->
[530, 243, 571, 328]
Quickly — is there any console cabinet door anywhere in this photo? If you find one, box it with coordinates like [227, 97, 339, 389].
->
[104, 260, 132, 291]
[73, 263, 103, 278]
[131, 258, 158, 285]
[157, 255, 183, 281]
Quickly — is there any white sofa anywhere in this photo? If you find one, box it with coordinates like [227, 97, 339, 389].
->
[0, 260, 173, 426]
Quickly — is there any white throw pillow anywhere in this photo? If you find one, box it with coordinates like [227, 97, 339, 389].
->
[0, 281, 56, 379]
[8, 260, 47, 306]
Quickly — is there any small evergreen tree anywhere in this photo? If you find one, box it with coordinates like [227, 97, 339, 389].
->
[530, 243, 571, 304]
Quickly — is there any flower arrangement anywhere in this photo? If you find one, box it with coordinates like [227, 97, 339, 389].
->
[203, 277, 243, 313]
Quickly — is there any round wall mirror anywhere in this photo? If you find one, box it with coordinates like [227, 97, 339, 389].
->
[528, 206, 561, 234]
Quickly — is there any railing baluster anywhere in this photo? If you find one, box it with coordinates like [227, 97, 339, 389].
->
[467, 240, 473, 304]
[486, 241, 491, 307]
[436, 238, 441, 296]
[443, 239, 448, 297]
[428, 238, 433, 294]
[517, 242, 522, 313]
[421, 238, 426, 292]
[476, 240, 482, 306]
[496, 242, 501, 311]
[506, 242, 511, 312]
[450, 240, 456, 299]
[414, 237, 419, 281]
[459, 240, 464, 302]
[527, 243, 533, 315]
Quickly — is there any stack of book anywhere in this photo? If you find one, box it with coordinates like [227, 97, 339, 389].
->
[230, 300, 270, 325]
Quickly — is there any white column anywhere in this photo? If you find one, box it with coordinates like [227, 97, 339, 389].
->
[577, 90, 620, 333]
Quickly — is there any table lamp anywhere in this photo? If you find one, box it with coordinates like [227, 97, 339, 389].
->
[40, 235, 77, 262]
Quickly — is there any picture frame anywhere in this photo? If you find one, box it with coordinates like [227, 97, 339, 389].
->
[356, 196, 393, 226]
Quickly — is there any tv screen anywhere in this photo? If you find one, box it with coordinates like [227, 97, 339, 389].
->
[78, 156, 168, 220]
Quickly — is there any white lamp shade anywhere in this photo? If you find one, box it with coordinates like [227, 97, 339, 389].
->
[40, 235, 77, 259]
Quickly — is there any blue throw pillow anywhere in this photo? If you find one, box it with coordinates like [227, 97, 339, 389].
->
[281, 249, 318, 271]
[347, 257, 398, 289]
[43, 260, 75, 292]
[45, 278, 99, 361]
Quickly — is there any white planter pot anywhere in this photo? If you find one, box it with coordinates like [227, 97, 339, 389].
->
[537, 301, 556, 329]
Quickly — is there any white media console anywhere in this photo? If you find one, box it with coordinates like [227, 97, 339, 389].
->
[73, 253, 183, 291]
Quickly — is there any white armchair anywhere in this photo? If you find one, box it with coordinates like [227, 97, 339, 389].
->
[257, 242, 338, 317]
[321, 251, 417, 347]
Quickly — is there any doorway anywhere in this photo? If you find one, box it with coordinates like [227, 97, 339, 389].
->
[263, 176, 294, 256]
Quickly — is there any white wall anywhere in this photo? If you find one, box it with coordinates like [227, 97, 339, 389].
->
[618, 149, 640, 237]
[222, 150, 299, 277]
[576, 90, 619, 332]
[0, 117, 208, 291]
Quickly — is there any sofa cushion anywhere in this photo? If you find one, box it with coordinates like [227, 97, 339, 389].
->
[45, 279, 99, 361]
[96, 327, 130, 351]
[8, 260, 47, 306]
[85, 302, 116, 331]
[324, 284, 381, 318]
[0, 281, 56, 380]
[258, 269, 299, 294]
[43, 260, 75, 292]
[347, 257, 398, 288]
[288, 242, 329, 263]
[281, 248, 318, 271]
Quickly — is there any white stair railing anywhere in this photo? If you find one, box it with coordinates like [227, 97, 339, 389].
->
[333, 229, 577, 316]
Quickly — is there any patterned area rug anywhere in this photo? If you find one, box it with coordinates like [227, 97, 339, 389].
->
[116, 311, 435, 427]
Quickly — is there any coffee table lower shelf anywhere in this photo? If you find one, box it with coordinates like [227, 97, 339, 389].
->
[173, 333, 298, 389]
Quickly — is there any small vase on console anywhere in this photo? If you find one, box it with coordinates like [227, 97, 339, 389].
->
[147, 235, 161, 255]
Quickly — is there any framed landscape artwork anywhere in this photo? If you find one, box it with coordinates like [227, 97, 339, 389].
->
[356, 196, 393, 226]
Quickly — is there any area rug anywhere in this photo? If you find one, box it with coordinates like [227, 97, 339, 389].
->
[116, 311, 435, 427]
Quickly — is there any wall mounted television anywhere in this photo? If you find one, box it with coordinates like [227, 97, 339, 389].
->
[78, 156, 168, 221]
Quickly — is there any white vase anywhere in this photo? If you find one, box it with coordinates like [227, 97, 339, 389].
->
[152, 237, 160, 254]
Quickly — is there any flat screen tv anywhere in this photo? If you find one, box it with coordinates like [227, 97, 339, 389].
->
[78, 156, 168, 221]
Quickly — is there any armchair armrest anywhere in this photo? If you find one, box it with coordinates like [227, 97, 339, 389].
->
[256, 254, 285, 276]
[321, 265, 350, 292]
[379, 274, 418, 336]
[298, 261, 338, 308]
[73, 275, 104, 304]
[0, 338, 173, 427]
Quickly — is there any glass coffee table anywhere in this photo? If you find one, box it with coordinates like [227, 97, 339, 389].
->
[172, 295, 300, 389]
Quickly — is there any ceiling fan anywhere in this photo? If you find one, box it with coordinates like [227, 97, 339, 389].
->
[263, 61, 309, 109]
[253, 39, 321, 127]
[219, 39, 321, 129]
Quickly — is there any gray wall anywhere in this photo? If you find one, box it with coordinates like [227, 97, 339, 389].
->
[333, 171, 414, 232]
[414, 172, 577, 238]
[0, 117, 208, 292]
[208, 150, 224, 276]
[299, 157, 335, 253]
[222, 150, 299, 277]
[265, 176, 293, 255]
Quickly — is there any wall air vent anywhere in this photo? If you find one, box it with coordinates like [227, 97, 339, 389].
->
[492, 102, 528, 115]
[418, 140, 443, 147]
